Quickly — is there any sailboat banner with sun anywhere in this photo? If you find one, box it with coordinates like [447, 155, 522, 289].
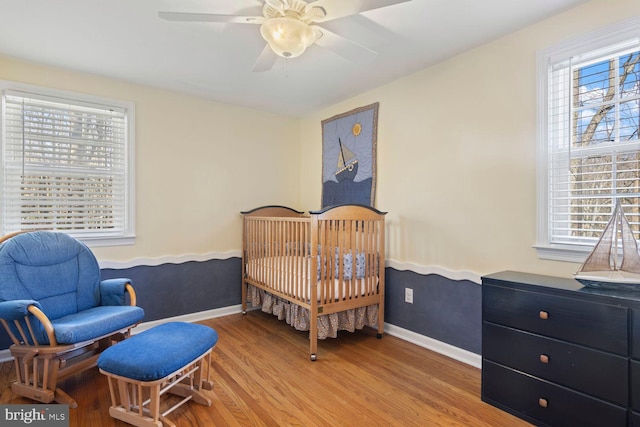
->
[321, 103, 378, 208]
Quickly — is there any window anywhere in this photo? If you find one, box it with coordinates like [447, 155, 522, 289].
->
[0, 81, 135, 246]
[537, 17, 640, 262]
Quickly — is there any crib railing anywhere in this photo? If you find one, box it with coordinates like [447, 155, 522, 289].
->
[242, 205, 386, 312]
[313, 219, 380, 303]
[311, 206, 386, 314]
[241, 204, 387, 361]
[243, 215, 312, 305]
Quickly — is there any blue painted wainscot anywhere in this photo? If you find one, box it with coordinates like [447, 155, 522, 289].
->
[384, 267, 482, 356]
[0, 256, 240, 351]
[0, 257, 483, 369]
[100, 258, 242, 322]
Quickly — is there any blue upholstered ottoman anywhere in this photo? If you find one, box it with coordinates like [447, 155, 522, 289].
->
[98, 322, 218, 427]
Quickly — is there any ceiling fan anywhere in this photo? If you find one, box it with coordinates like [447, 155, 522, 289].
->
[159, 0, 411, 72]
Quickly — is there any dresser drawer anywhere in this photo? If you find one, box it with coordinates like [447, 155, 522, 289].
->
[483, 322, 628, 405]
[483, 284, 628, 355]
[482, 360, 627, 427]
[632, 360, 640, 411]
[633, 309, 640, 360]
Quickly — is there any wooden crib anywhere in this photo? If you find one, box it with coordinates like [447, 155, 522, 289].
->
[241, 204, 386, 360]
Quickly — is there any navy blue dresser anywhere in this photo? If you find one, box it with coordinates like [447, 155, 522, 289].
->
[482, 271, 640, 426]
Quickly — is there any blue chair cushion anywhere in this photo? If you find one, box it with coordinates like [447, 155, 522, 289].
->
[97, 322, 218, 381]
[0, 231, 144, 345]
[52, 305, 145, 344]
[0, 231, 101, 318]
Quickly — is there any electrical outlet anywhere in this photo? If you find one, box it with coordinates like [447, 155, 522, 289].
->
[405, 287, 413, 304]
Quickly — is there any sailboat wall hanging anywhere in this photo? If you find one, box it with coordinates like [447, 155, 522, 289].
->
[575, 199, 640, 290]
[321, 103, 378, 208]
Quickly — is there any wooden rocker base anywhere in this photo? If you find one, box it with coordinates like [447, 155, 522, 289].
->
[7, 334, 127, 409]
[11, 382, 73, 406]
[98, 322, 218, 427]
[101, 351, 213, 427]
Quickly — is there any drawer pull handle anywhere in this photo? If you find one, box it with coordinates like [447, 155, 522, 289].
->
[539, 354, 549, 364]
[539, 398, 548, 408]
[539, 311, 549, 320]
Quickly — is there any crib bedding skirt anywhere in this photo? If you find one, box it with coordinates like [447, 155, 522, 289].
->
[247, 285, 379, 339]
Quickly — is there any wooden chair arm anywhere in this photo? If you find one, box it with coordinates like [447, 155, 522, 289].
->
[4, 285, 136, 347]
[27, 305, 57, 346]
[125, 283, 137, 307]
[0, 230, 28, 244]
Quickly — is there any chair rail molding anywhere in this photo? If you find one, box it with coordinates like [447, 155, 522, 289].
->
[99, 250, 243, 269]
[385, 259, 482, 284]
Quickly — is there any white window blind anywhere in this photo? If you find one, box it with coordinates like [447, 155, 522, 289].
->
[1, 84, 135, 244]
[548, 45, 640, 247]
[537, 17, 640, 261]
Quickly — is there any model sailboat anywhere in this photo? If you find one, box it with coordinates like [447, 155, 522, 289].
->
[575, 200, 640, 290]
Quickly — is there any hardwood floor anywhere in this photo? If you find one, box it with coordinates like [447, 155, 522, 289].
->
[0, 311, 530, 426]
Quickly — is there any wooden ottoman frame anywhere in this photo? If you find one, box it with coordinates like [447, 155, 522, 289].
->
[98, 322, 217, 427]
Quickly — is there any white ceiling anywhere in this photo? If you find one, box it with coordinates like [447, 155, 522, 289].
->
[0, 0, 591, 117]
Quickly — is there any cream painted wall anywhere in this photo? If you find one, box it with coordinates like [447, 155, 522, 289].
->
[299, 0, 640, 279]
[2, 0, 638, 274]
[0, 55, 301, 261]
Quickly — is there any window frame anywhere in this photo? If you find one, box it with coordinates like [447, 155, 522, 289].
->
[0, 80, 135, 247]
[536, 16, 640, 262]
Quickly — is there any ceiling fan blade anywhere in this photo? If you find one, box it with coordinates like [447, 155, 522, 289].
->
[158, 11, 264, 25]
[252, 45, 279, 72]
[307, 0, 411, 23]
[314, 27, 377, 63]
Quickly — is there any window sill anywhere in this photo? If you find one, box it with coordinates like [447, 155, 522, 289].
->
[78, 236, 135, 248]
[534, 244, 591, 263]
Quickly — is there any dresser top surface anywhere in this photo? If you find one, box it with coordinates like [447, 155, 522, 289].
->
[483, 270, 640, 305]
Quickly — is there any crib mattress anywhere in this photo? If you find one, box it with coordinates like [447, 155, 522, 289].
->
[246, 256, 378, 301]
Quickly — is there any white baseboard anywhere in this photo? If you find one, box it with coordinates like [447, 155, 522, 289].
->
[384, 323, 481, 368]
[130, 304, 244, 334]
[0, 305, 245, 363]
[0, 307, 481, 370]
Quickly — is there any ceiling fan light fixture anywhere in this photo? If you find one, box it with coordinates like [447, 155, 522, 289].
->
[260, 17, 316, 58]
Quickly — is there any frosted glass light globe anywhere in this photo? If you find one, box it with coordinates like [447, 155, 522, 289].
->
[260, 17, 316, 58]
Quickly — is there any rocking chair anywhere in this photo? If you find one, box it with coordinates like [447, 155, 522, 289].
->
[0, 231, 145, 408]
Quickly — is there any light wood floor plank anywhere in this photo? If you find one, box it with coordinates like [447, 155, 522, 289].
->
[0, 311, 529, 426]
